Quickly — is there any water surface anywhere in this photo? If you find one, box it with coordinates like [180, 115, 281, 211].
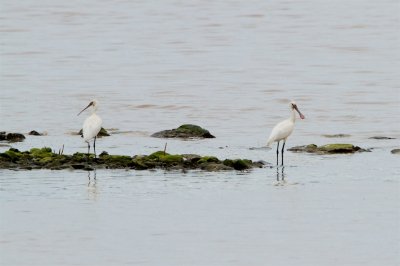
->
[0, 0, 399, 265]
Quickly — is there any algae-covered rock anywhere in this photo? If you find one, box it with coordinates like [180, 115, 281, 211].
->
[0, 132, 25, 142]
[78, 127, 110, 137]
[151, 124, 215, 139]
[391, 149, 400, 154]
[288, 143, 367, 154]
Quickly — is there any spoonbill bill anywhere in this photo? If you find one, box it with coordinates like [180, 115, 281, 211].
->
[267, 101, 305, 166]
[77, 100, 102, 158]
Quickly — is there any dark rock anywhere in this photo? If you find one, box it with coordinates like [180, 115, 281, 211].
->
[71, 164, 85, 169]
[223, 159, 253, 170]
[151, 124, 215, 139]
[200, 162, 233, 171]
[29, 130, 42, 136]
[369, 136, 395, 140]
[288, 144, 368, 154]
[1, 132, 26, 142]
[391, 149, 400, 154]
[78, 127, 110, 137]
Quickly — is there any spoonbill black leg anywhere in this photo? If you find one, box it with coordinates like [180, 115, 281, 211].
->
[276, 141, 280, 165]
[281, 141, 286, 166]
[93, 137, 97, 158]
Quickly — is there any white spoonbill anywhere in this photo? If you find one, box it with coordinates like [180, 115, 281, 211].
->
[267, 101, 305, 166]
[77, 100, 102, 158]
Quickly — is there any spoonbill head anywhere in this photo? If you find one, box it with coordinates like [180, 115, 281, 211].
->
[78, 99, 102, 158]
[267, 101, 305, 165]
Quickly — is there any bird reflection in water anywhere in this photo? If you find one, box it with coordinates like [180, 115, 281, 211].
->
[273, 166, 288, 186]
[87, 169, 98, 201]
[276, 166, 286, 182]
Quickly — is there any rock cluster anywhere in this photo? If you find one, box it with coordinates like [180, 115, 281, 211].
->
[0, 148, 264, 171]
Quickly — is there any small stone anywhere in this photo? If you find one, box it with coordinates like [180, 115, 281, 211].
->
[391, 149, 400, 154]
[29, 130, 42, 136]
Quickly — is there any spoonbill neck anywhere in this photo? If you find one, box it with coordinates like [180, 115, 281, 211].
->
[291, 108, 297, 122]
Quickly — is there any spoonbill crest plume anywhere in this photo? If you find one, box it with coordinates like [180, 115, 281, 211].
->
[77, 100, 102, 158]
[267, 101, 305, 166]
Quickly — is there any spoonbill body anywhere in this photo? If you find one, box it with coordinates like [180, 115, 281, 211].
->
[78, 100, 102, 158]
[267, 101, 305, 165]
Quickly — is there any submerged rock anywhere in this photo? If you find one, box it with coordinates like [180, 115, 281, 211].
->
[369, 136, 395, 140]
[78, 127, 110, 137]
[322, 134, 351, 138]
[151, 124, 215, 139]
[288, 143, 368, 154]
[391, 149, 400, 154]
[0, 148, 263, 171]
[0, 132, 25, 142]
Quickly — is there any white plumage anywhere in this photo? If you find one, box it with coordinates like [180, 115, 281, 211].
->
[267, 101, 305, 165]
[78, 100, 102, 157]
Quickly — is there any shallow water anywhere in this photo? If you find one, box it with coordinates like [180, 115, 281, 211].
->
[0, 0, 399, 265]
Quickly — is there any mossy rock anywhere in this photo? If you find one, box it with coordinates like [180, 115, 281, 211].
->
[223, 159, 253, 170]
[288, 143, 366, 154]
[198, 156, 220, 164]
[151, 124, 215, 139]
[0, 149, 23, 162]
[78, 127, 110, 137]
